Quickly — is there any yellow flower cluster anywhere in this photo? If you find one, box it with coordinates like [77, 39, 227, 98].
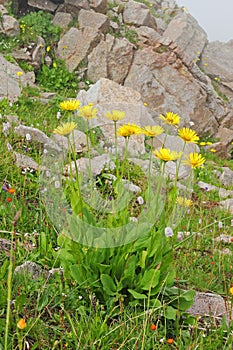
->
[53, 122, 77, 136]
[117, 123, 142, 137]
[154, 148, 182, 162]
[176, 196, 193, 207]
[159, 112, 180, 127]
[60, 100, 80, 111]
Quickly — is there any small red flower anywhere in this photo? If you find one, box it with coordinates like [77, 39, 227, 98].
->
[6, 197, 12, 202]
[150, 324, 157, 331]
[167, 338, 174, 345]
[7, 188, 16, 194]
[17, 318, 27, 329]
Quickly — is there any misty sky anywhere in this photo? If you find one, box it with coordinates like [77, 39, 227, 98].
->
[175, 0, 233, 42]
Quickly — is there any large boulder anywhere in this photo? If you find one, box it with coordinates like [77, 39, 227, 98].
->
[199, 40, 233, 100]
[163, 12, 207, 61]
[0, 54, 35, 102]
[124, 43, 227, 136]
[78, 9, 110, 33]
[56, 27, 103, 72]
[122, 0, 157, 30]
[87, 34, 134, 84]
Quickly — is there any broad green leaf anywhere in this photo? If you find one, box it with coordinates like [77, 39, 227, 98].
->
[140, 269, 160, 290]
[101, 274, 116, 296]
[128, 289, 147, 299]
[165, 305, 177, 320]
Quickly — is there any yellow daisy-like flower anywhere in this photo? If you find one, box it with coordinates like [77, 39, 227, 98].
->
[17, 318, 27, 330]
[176, 196, 193, 207]
[78, 103, 97, 119]
[159, 112, 180, 127]
[53, 122, 77, 136]
[153, 148, 182, 162]
[105, 110, 125, 122]
[182, 152, 205, 169]
[142, 125, 164, 137]
[178, 128, 199, 143]
[210, 149, 216, 153]
[17, 71, 23, 77]
[230, 286, 233, 295]
[199, 141, 206, 146]
[60, 100, 80, 111]
[206, 141, 213, 145]
[117, 123, 142, 138]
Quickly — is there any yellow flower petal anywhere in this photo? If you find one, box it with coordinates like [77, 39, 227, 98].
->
[159, 112, 180, 127]
[53, 122, 77, 136]
[153, 148, 182, 162]
[60, 100, 80, 111]
[182, 152, 205, 169]
[178, 128, 199, 143]
[117, 123, 142, 137]
[142, 125, 164, 137]
[105, 110, 125, 122]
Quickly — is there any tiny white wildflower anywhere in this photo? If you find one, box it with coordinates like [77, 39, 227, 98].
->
[25, 133, 31, 141]
[130, 217, 138, 223]
[137, 196, 144, 205]
[54, 180, 60, 188]
[218, 221, 223, 229]
[165, 227, 174, 237]
[7, 142, 13, 151]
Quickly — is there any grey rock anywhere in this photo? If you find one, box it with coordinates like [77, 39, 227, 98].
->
[0, 4, 7, 15]
[163, 12, 207, 61]
[165, 161, 190, 180]
[2, 15, 20, 37]
[14, 152, 41, 170]
[219, 199, 233, 214]
[52, 12, 73, 29]
[135, 26, 161, 46]
[0, 54, 35, 102]
[78, 9, 110, 33]
[219, 167, 233, 187]
[197, 181, 217, 192]
[200, 40, 233, 100]
[31, 36, 46, 69]
[214, 234, 233, 244]
[215, 127, 233, 146]
[89, 0, 107, 14]
[123, 0, 157, 30]
[64, 153, 115, 177]
[87, 34, 134, 84]
[2, 122, 11, 136]
[14, 125, 60, 151]
[124, 47, 221, 136]
[206, 141, 231, 160]
[52, 129, 87, 152]
[14, 261, 44, 279]
[56, 27, 103, 72]
[64, 0, 90, 16]
[28, 0, 58, 12]
[187, 291, 228, 318]
[218, 188, 233, 199]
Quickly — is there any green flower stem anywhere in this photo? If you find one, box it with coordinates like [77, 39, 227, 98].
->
[68, 135, 83, 214]
[4, 227, 15, 350]
[114, 121, 119, 178]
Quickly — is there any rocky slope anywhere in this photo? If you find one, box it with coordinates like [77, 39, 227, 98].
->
[0, 0, 233, 150]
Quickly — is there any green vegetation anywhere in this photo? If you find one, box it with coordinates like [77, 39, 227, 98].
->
[0, 6, 233, 350]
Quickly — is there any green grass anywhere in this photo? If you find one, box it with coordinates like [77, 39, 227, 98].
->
[0, 7, 233, 350]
